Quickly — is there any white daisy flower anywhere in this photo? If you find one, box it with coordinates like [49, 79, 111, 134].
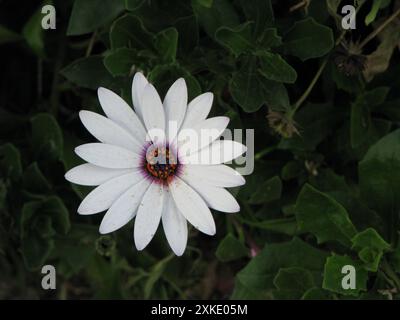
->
[65, 73, 246, 256]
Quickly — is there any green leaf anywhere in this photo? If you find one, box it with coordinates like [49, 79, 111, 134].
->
[359, 129, 400, 235]
[144, 254, 174, 299]
[125, 0, 146, 11]
[61, 56, 116, 90]
[248, 176, 282, 204]
[67, 0, 125, 36]
[215, 22, 254, 57]
[23, 162, 51, 193]
[273, 267, 315, 299]
[296, 184, 357, 247]
[230, 58, 290, 112]
[283, 18, 334, 61]
[192, 0, 239, 38]
[110, 14, 153, 50]
[215, 233, 248, 262]
[240, 217, 298, 236]
[279, 103, 341, 151]
[104, 48, 138, 76]
[240, 0, 274, 36]
[301, 287, 332, 300]
[22, 1, 51, 57]
[31, 113, 63, 161]
[234, 238, 328, 293]
[148, 64, 201, 100]
[258, 52, 297, 83]
[0, 143, 22, 180]
[42, 196, 71, 235]
[258, 28, 282, 49]
[154, 28, 178, 63]
[323, 254, 368, 296]
[21, 234, 54, 270]
[195, 0, 214, 8]
[0, 25, 21, 45]
[365, 0, 384, 26]
[351, 87, 389, 148]
[351, 228, 390, 271]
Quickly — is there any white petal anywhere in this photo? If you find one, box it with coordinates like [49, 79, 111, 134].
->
[180, 164, 245, 187]
[180, 140, 247, 165]
[77, 171, 142, 215]
[97, 87, 146, 142]
[131, 72, 148, 121]
[169, 177, 216, 235]
[65, 164, 132, 186]
[176, 116, 229, 154]
[141, 84, 166, 143]
[164, 78, 187, 141]
[181, 92, 213, 130]
[134, 182, 164, 250]
[99, 178, 151, 234]
[181, 176, 239, 213]
[79, 110, 142, 152]
[162, 191, 188, 256]
[75, 143, 141, 169]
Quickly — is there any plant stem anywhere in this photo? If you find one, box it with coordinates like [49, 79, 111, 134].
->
[381, 259, 400, 291]
[359, 7, 400, 49]
[291, 57, 329, 115]
[85, 30, 97, 57]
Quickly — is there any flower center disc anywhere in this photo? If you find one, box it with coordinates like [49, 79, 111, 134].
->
[144, 145, 178, 181]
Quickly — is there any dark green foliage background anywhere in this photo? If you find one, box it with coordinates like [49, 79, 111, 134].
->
[1, 0, 400, 299]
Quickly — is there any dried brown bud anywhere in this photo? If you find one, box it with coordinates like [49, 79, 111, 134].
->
[267, 110, 299, 138]
[333, 42, 367, 76]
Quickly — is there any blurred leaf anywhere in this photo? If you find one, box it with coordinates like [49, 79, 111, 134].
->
[258, 28, 282, 49]
[192, 0, 239, 38]
[215, 233, 248, 262]
[0, 143, 22, 180]
[125, 0, 146, 11]
[248, 176, 282, 204]
[144, 254, 174, 299]
[240, 217, 299, 236]
[365, 0, 390, 25]
[148, 64, 201, 100]
[351, 228, 390, 271]
[61, 55, 116, 90]
[21, 234, 54, 271]
[22, 1, 51, 57]
[215, 22, 254, 57]
[23, 162, 51, 193]
[359, 129, 400, 234]
[240, 0, 274, 36]
[296, 184, 357, 247]
[42, 196, 71, 235]
[351, 87, 389, 148]
[273, 267, 315, 299]
[233, 238, 328, 297]
[301, 287, 332, 299]
[230, 58, 290, 112]
[323, 254, 368, 296]
[31, 113, 63, 161]
[154, 27, 178, 63]
[283, 18, 334, 61]
[104, 48, 138, 76]
[257, 52, 297, 84]
[363, 19, 400, 81]
[279, 103, 341, 151]
[67, 0, 125, 36]
[0, 25, 21, 45]
[195, 0, 214, 8]
[110, 14, 153, 50]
